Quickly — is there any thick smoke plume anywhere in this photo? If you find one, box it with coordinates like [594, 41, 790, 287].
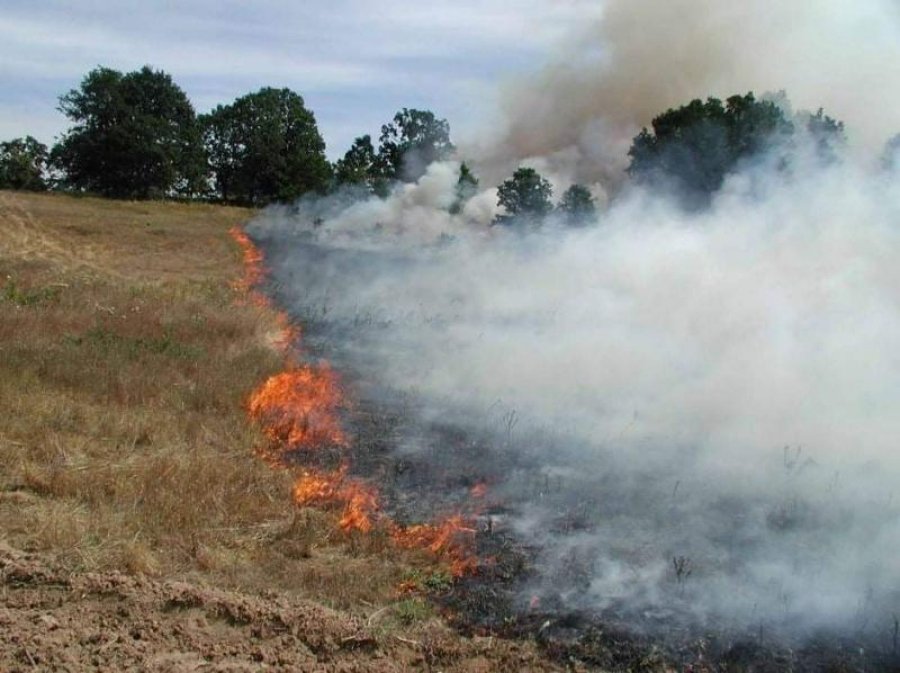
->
[476, 0, 900, 195]
[247, 0, 900, 648]
[251, 156, 900, 637]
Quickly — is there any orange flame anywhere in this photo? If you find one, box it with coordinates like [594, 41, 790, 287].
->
[292, 465, 379, 533]
[232, 224, 481, 576]
[248, 364, 346, 451]
[229, 226, 269, 306]
[392, 515, 479, 576]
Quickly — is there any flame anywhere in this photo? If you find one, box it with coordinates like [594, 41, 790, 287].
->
[231, 224, 481, 576]
[392, 515, 478, 576]
[248, 364, 346, 451]
[229, 226, 269, 306]
[292, 465, 378, 533]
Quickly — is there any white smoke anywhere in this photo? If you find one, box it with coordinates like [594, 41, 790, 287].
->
[473, 0, 900, 192]
[247, 0, 900, 644]
[252, 155, 900, 633]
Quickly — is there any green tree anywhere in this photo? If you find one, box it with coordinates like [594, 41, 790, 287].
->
[495, 167, 553, 225]
[378, 108, 455, 182]
[557, 184, 596, 225]
[628, 92, 792, 207]
[52, 66, 206, 199]
[334, 135, 389, 196]
[335, 135, 378, 184]
[201, 88, 331, 205]
[450, 162, 479, 214]
[0, 136, 49, 191]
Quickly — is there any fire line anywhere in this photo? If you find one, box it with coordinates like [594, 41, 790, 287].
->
[230, 225, 478, 576]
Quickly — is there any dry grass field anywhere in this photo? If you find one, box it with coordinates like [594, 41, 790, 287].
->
[0, 190, 562, 670]
[0, 189, 419, 602]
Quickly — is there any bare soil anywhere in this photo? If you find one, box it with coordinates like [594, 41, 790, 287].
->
[0, 541, 561, 672]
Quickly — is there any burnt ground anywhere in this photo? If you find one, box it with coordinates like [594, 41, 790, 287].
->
[339, 403, 900, 672]
[261, 269, 900, 672]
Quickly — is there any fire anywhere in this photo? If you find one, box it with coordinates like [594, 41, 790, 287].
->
[292, 465, 378, 533]
[339, 485, 379, 533]
[231, 224, 481, 577]
[392, 515, 478, 576]
[248, 364, 346, 450]
[292, 465, 348, 503]
[229, 226, 269, 305]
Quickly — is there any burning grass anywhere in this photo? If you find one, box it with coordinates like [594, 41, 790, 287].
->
[0, 191, 435, 608]
[229, 220, 483, 579]
[0, 190, 566, 670]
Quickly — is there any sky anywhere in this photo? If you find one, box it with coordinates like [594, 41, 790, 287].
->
[0, 0, 597, 159]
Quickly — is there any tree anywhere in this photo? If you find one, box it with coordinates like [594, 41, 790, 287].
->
[495, 167, 553, 225]
[335, 135, 378, 185]
[450, 162, 479, 214]
[334, 135, 389, 196]
[805, 108, 845, 164]
[52, 66, 206, 199]
[201, 88, 331, 205]
[628, 93, 792, 207]
[557, 184, 596, 225]
[0, 137, 48, 191]
[377, 108, 455, 181]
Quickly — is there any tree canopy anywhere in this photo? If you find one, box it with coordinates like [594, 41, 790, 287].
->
[557, 184, 596, 225]
[201, 87, 331, 205]
[628, 93, 793, 207]
[52, 66, 205, 199]
[804, 108, 846, 163]
[495, 167, 553, 225]
[377, 108, 455, 182]
[0, 136, 48, 191]
[333, 135, 390, 196]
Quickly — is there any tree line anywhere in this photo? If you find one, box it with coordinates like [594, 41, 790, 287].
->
[0, 65, 892, 222]
[0, 66, 463, 205]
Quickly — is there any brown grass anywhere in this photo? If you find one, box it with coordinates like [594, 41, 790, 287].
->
[0, 190, 422, 610]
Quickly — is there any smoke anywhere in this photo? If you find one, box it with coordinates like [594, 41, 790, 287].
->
[250, 154, 900, 637]
[245, 0, 900, 648]
[474, 0, 900, 194]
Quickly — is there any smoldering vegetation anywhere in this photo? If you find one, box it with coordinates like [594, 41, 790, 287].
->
[241, 1, 900, 665]
[247, 143, 900, 666]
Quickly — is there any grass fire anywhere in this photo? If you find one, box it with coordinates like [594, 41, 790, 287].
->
[3, 1, 900, 670]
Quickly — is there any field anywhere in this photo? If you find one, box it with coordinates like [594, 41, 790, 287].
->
[0, 191, 561, 671]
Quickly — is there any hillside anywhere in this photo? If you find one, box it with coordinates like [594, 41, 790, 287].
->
[0, 191, 562, 671]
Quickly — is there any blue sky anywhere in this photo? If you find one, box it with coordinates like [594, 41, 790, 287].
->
[0, 1, 595, 158]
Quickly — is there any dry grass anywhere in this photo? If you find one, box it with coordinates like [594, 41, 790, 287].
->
[0, 190, 422, 611]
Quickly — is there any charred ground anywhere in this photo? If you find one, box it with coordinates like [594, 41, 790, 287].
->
[259, 230, 900, 673]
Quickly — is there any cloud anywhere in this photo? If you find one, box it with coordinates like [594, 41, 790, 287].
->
[0, 0, 594, 155]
